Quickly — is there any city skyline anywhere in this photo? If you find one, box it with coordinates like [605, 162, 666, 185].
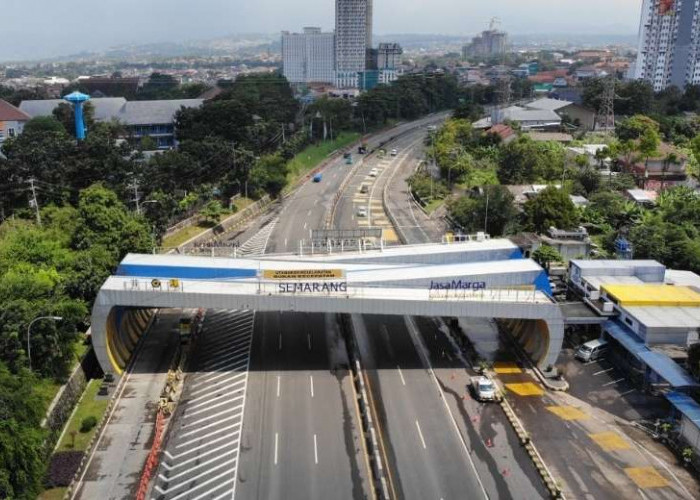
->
[2, 0, 644, 62]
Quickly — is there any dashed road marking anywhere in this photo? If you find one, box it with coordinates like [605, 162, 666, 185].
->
[589, 431, 632, 451]
[625, 467, 670, 488]
[546, 405, 589, 421]
[415, 420, 427, 449]
[505, 382, 544, 396]
[493, 361, 522, 374]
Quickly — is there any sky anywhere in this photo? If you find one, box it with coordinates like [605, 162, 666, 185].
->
[2, 0, 643, 61]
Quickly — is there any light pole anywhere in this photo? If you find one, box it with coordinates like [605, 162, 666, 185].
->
[27, 316, 62, 371]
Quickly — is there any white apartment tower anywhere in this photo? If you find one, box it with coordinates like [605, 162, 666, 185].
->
[335, 0, 373, 88]
[281, 27, 336, 84]
[633, 0, 700, 91]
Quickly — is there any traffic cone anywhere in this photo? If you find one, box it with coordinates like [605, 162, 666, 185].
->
[486, 437, 493, 447]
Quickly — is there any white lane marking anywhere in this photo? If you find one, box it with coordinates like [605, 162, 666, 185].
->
[181, 404, 243, 428]
[284, 238, 287, 248]
[619, 389, 636, 396]
[314, 434, 319, 464]
[184, 394, 245, 419]
[397, 365, 406, 386]
[307, 210, 312, 216]
[211, 488, 234, 500]
[190, 374, 246, 395]
[201, 350, 250, 371]
[593, 368, 614, 375]
[415, 420, 427, 449]
[159, 449, 236, 480]
[159, 463, 237, 499]
[189, 373, 246, 401]
[175, 426, 241, 450]
[603, 378, 625, 386]
[314, 199, 318, 206]
[279, 332, 282, 351]
[303, 222, 307, 229]
[310, 375, 314, 398]
[307, 332, 312, 350]
[198, 340, 251, 361]
[187, 389, 244, 411]
[274, 432, 279, 465]
[179, 415, 242, 439]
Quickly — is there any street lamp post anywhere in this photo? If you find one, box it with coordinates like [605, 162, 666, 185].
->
[27, 316, 63, 371]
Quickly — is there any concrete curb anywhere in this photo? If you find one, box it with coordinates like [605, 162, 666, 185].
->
[339, 313, 392, 500]
[498, 396, 565, 499]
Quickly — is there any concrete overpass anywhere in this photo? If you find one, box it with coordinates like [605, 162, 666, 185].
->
[91, 240, 566, 375]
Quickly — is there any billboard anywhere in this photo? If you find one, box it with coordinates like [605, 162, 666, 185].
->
[659, 0, 674, 15]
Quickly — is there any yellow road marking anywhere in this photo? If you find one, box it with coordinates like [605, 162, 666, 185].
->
[505, 382, 544, 396]
[494, 362, 522, 374]
[383, 228, 399, 243]
[589, 431, 631, 451]
[546, 406, 589, 421]
[625, 467, 669, 488]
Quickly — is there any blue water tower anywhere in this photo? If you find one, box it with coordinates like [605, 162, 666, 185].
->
[63, 91, 91, 140]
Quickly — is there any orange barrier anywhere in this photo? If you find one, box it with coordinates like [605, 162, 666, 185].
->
[136, 409, 165, 500]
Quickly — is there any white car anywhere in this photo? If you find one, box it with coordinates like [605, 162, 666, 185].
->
[390, 148, 398, 156]
[470, 375, 500, 402]
[368, 169, 378, 177]
[356, 207, 367, 217]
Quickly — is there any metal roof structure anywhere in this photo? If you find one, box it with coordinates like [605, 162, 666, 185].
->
[19, 97, 203, 126]
[666, 392, 700, 423]
[604, 320, 699, 388]
[624, 306, 700, 329]
[525, 98, 573, 111]
[602, 284, 700, 306]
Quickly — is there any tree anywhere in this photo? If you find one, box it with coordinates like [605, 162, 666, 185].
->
[448, 186, 517, 236]
[616, 114, 660, 141]
[71, 184, 153, 260]
[22, 116, 65, 134]
[532, 245, 563, 272]
[638, 127, 661, 186]
[248, 154, 288, 198]
[0, 364, 48, 499]
[498, 137, 565, 184]
[524, 186, 579, 233]
[200, 200, 223, 226]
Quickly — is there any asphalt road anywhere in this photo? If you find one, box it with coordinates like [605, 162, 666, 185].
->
[236, 311, 369, 500]
[353, 314, 488, 500]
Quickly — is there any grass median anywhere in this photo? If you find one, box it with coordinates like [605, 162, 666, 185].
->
[56, 378, 109, 452]
[285, 132, 361, 190]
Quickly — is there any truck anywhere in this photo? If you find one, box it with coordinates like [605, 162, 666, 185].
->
[470, 375, 500, 402]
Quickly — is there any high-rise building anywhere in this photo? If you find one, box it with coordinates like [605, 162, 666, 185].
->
[281, 27, 336, 84]
[633, 0, 700, 91]
[463, 30, 507, 59]
[335, 0, 373, 88]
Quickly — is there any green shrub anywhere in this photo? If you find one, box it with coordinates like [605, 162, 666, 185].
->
[79, 416, 97, 433]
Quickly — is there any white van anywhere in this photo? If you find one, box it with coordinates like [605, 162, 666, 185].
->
[575, 339, 608, 362]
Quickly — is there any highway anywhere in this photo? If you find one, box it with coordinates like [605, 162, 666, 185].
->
[353, 314, 487, 499]
[236, 311, 368, 500]
[329, 117, 548, 498]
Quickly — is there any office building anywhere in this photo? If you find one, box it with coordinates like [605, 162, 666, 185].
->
[335, 0, 373, 88]
[20, 97, 203, 149]
[633, 0, 700, 91]
[463, 26, 508, 59]
[281, 27, 336, 85]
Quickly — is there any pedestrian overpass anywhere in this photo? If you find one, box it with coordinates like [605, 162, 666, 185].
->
[92, 240, 566, 375]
